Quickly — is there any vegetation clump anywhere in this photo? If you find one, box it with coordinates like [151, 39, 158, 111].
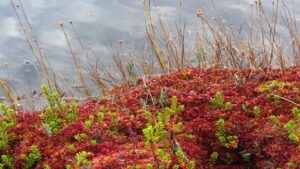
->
[40, 84, 78, 136]
[0, 104, 16, 151]
[211, 92, 232, 110]
[0, 68, 298, 168]
[215, 119, 239, 149]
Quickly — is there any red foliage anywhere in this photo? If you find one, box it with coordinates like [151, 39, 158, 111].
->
[3, 68, 300, 168]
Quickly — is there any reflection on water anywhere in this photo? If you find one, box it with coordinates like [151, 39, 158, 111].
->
[0, 0, 299, 99]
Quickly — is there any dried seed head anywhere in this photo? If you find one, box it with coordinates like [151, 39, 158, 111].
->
[196, 9, 203, 18]
[58, 21, 64, 28]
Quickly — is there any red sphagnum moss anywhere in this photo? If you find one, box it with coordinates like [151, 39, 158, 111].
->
[1, 68, 300, 169]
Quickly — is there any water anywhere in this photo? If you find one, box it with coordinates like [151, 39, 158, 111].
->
[0, 0, 299, 102]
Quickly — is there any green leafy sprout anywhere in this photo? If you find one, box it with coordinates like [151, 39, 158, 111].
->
[211, 92, 232, 110]
[142, 96, 194, 169]
[209, 152, 219, 169]
[0, 104, 16, 150]
[75, 151, 91, 167]
[20, 145, 41, 169]
[216, 119, 239, 149]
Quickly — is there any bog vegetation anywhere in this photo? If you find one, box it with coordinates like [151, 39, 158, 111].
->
[0, 0, 299, 168]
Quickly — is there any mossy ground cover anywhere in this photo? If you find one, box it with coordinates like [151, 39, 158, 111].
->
[0, 68, 299, 168]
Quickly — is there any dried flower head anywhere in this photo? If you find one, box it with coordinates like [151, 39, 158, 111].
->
[196, 9, 203, 18]
[58, 21, 64, 28]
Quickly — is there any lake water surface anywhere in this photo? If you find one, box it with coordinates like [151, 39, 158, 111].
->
[0, 0, 299, 101]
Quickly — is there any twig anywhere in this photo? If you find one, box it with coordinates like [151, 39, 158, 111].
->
[271, 94, 300, 107]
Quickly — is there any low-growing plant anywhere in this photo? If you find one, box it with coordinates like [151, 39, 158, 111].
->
[211, 92, 232, 110]
[270, 108, 300, 147]
[65, 164, 72, 169]
[0, 129, 11, 152]
[146, 163, 153, 169]
[172, 164, 180, 169]
[209, 152, 219, 169]
[181, 133, 194, 141]
[126, 164, 142, 169]
[0, 104, 16, 151]
[74, 133, 87, 141]
[97, 111, 105, 126]
[142, 96, 194, 168]
[20, 145, 41, 169]
[41, 84, 66, 114]
[1, 154, 14, 169]
[75, 151, 91, 167]
[85, 115, 94, 129]
[258, 80, 291, 93]
[265, 94, 282, 104]
[284, 107, 300, 144]
[111, 113, 118, 133]
[216, 119, 239, 149]
[221, 153, 234, 164]
[270, 115, 281, 129]
[44, 164, 51, 169]
[156, 149, 171, 167]
[0, 104, 17, 151]
[253, 106, 261, 117]
[67, 101, 78, 123]
[69, 144, 75, 151]
[0, 104, 16, 127]
[40, 84, 79, 136]
[287, 161, 297, 168]
[242, 104, 248, 112]
[40, 84, 64, 135]
[91, 140, 97, 146]
[273, 94, 281, 104]
[175, 148, 195, 169]
[242, 153, 251, 163]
